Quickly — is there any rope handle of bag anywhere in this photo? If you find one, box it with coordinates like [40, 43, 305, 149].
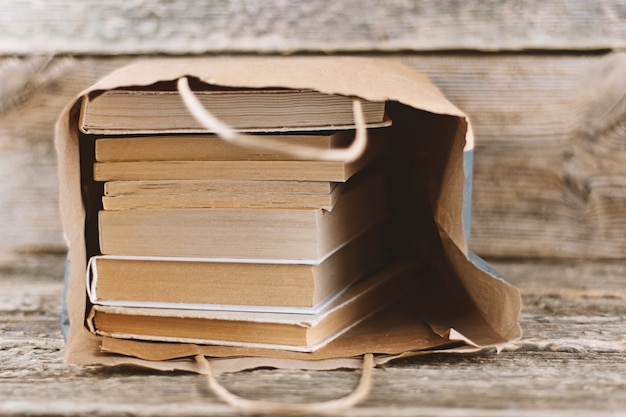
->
[195, 353, 374, 415]
[177, 77, 368, 163]
[179, 77, 373, 413]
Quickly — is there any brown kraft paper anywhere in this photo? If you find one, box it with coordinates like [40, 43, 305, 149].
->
[56, 56, 522, 374]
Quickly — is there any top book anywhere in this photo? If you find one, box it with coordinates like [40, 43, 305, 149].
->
[79, 83, 390, 135]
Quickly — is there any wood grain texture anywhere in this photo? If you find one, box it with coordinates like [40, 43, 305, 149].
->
[1, 254, 624, 416]
[1, 0, 625, 54]
[1, 53, 625, 260]
[0, 57, 128, 260]
[407, 53, 626, 259]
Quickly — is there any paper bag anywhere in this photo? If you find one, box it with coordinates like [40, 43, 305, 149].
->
[57, 57, 522, 377]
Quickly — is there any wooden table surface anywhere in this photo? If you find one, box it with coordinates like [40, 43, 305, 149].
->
[1, 253, 624, 416]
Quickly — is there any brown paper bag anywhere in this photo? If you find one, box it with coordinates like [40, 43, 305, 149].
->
[56, 56, 521, 410]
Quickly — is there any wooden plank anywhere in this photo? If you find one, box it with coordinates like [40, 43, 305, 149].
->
[0, 57, 129, 260]
[1, 254, 624, 416]
[404, 53, 626, 259]
[1, 1, 626, 55]
[1, 54, 626, 259]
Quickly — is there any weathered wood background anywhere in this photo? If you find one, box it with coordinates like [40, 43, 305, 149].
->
[1, 0, 626, 53]
[0, 1, 624, 416]
[2, 53, 626, 261]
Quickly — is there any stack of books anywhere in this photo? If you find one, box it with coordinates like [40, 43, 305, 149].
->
[81, 83, 410, 352]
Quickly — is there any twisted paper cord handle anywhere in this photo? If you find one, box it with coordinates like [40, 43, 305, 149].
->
[195, 353, 374, 415]
[177, 77, 368, 163]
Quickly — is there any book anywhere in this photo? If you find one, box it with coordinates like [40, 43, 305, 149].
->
[95, 131, 358, 162]
[79, 85, 390, 135]
[86, 260, 416, 352]
[87, 223, 391, 311]
[101, 191, 336, 210]
[92, 131, 385, 183]
[98, 168, 387, 260]
[101, 167, 357, 210]
[104, 178, 336, 196]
